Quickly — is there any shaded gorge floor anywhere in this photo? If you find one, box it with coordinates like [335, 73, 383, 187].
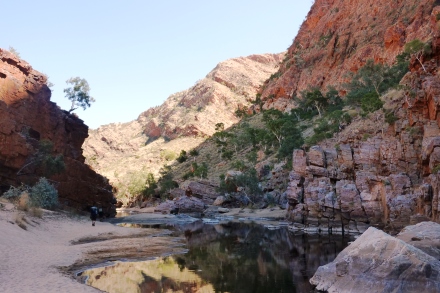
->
[78, 221, 353, 293]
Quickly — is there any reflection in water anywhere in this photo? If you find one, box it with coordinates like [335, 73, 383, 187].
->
[80, 222, 352, 293]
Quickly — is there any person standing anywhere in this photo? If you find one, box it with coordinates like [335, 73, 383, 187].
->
[90, 203, 98, 226]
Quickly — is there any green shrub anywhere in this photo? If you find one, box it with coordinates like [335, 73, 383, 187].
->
[189, 149, 199, 156]
[361, 92, 383, 113]
[432, 164, 440, 174]
[160, 149, 177, 161]
[385, 110, 398, 124]
[2, 184, 27, 199]
[176, 150, 188, 163]
[29, 177, 58, 209]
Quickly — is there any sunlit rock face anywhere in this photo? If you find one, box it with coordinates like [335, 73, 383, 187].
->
[0, 48, 114, 213]
[310, 226, 440, 293]
[286, 23, 440, 232]
[82, 53, 283, 198]
[259, 0, 436, 111]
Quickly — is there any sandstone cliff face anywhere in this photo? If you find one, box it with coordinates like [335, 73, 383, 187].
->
[260, 0, 436, 110]
[0, 49, 114, 213]
[83, 54, 283, 196]
[286, 23, 440, 232]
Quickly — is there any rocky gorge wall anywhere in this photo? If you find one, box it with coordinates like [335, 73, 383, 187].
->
[285, 30, 440, 231]
[260, 0, 437, 111]
[0, 49, 114, 213]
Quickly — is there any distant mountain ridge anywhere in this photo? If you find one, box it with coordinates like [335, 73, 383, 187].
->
[83, 53, 283, 189]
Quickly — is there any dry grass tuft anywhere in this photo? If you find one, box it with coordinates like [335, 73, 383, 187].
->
[29, 207, 43, 218]
[14, 213, 27, 230]
[17, 192, 30, 211]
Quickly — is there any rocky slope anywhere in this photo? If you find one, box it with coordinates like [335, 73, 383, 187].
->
[0, 49, 114, 213]
[285, 6, 440, 232]
[83, 53, 283, 195]
[259, 0, 436, 111]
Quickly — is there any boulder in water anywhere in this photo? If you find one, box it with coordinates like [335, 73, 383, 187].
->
[310, 226, 440, 293]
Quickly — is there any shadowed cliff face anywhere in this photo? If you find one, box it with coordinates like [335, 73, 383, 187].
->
[260, 0, 437, 111]
[0, 49, 114, 213]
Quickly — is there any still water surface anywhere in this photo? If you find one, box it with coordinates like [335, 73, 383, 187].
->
[80, 221, 352, 293]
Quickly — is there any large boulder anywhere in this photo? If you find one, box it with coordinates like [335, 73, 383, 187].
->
[154, 196, 205, 214]
[397, 221, 440, 260]
[310, 227, 440, 293]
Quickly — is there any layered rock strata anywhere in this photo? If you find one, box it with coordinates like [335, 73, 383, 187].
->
[260, 0, 437, 111]
[0, 49, 114, 213]
[286, 44, 440, 232]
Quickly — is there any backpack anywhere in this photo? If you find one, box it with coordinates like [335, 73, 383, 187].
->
[91, 206, 98, 216]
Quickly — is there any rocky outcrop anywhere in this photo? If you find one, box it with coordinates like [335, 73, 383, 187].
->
[310, 226, 440, 293]
[259, 0, 436, 111]
[0, 49, 114, 213]
[154, 196, 206, 214]
[397, 221, 440, 260]
[285, 36, 440, 231]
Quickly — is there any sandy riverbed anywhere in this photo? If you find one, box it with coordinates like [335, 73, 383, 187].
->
[0, 201, 186, 293]
[0, 200, 288, 293]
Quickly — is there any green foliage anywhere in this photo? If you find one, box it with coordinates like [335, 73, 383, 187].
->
[158, 165, 178, 196]
[64, 77, 95, 112]
[345, 58, 409, 107]
[246, 151, 258, 164]
[221, 149, 234, 160]
[194, 162, 209, 179]
[235, 107, 249, 118]
[217, 174, 237, 193]
[251, 94, 264, 111]
[432, 164, 440, 174]
[176, 150, 188, 163]
[143, 173, 158, 198]
[360, 92, 383, 114]
[404, 39, 431, 56]
[3, 178, 59, 210]
[160, 149, 177, 161]
[29, 177, 58, 209]
[231, 160, 247, 171]
[385, 110, 398, 124]
[234, 169, 263, 200]
[189, 149, 199, 156]
[404, 39, 431, 72]
[17, 139, 65, 177]
[8, 46, 20, 58]
[2, 184, 27, 199]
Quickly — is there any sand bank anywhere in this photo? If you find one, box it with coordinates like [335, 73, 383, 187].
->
[0, 202, 185, 293]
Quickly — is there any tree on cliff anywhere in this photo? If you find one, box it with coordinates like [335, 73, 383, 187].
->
[17, 140, 65, 177]
[404, 39, 431, 73]
[64, 77, 95, 113]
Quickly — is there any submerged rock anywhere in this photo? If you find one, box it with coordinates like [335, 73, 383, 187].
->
[310, 226, 440, 293]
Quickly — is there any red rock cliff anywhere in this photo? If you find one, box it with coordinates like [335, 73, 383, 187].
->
[261, 0, 436, 110]
[284, 5, 440, 231]
[0, 49, 114, 214]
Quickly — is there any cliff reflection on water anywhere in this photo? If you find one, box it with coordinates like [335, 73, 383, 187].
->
[80, 222, 352, 293]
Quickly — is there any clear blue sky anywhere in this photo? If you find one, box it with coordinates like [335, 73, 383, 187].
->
[1, 1, 312, 129]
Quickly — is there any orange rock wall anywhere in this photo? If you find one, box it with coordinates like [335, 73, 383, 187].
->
[261, 0, 437, 110]
[0, 49, 114, 214]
